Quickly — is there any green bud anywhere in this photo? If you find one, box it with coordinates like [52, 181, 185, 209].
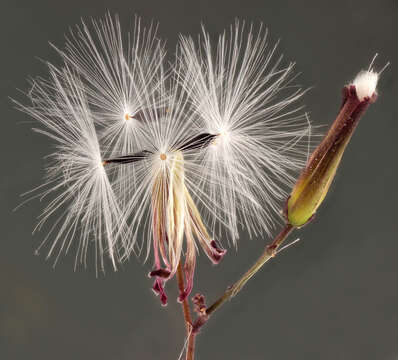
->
[286, 71, 379, 227]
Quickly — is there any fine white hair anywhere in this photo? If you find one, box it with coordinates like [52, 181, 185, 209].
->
[351, 54, 389, 101]
[352, 70, 379, 101]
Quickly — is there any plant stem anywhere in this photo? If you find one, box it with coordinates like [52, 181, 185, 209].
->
[186, 331, 196, 360]
[176, 262, 192, 331]
[206, 223, 294, 317]
[176, 262, 195, 360]
[192, 223, 294, 335]
[184, 223, 294, 359]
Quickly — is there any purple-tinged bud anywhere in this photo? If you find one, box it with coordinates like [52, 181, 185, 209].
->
[193, 294, 207, 316]
[286, 69, 380, 227]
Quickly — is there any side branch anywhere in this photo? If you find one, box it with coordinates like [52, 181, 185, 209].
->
[194, 223, 294, 331]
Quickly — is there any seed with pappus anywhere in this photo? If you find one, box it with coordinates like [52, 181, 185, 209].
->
[177, 21, 311, 242]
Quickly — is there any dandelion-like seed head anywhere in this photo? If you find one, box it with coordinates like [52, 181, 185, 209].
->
[14, 64, 128, 273]
[16, 14, 312, 304]
[52, 14, 165, 209]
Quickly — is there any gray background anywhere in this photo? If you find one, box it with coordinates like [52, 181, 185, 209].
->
[1, 0, 397, 359]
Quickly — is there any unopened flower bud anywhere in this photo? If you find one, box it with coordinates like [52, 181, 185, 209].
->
[286, 69, 380, 227]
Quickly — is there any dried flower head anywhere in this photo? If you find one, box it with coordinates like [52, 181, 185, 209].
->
[15, 15, 312, 304]
[104, 66, 227, 304]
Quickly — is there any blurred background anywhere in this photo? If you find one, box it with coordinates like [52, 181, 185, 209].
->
[1, 0, 397, 359]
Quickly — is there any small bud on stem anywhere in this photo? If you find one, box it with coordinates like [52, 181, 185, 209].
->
[286, 71, 378, 227]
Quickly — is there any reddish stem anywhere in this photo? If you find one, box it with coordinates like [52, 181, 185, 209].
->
[176, 262, 195, 360]
[177, 262, 192, 332]
[186, 333, 196, 360]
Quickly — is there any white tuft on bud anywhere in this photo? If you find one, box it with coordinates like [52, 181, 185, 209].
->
[352, 70, 379, 101]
